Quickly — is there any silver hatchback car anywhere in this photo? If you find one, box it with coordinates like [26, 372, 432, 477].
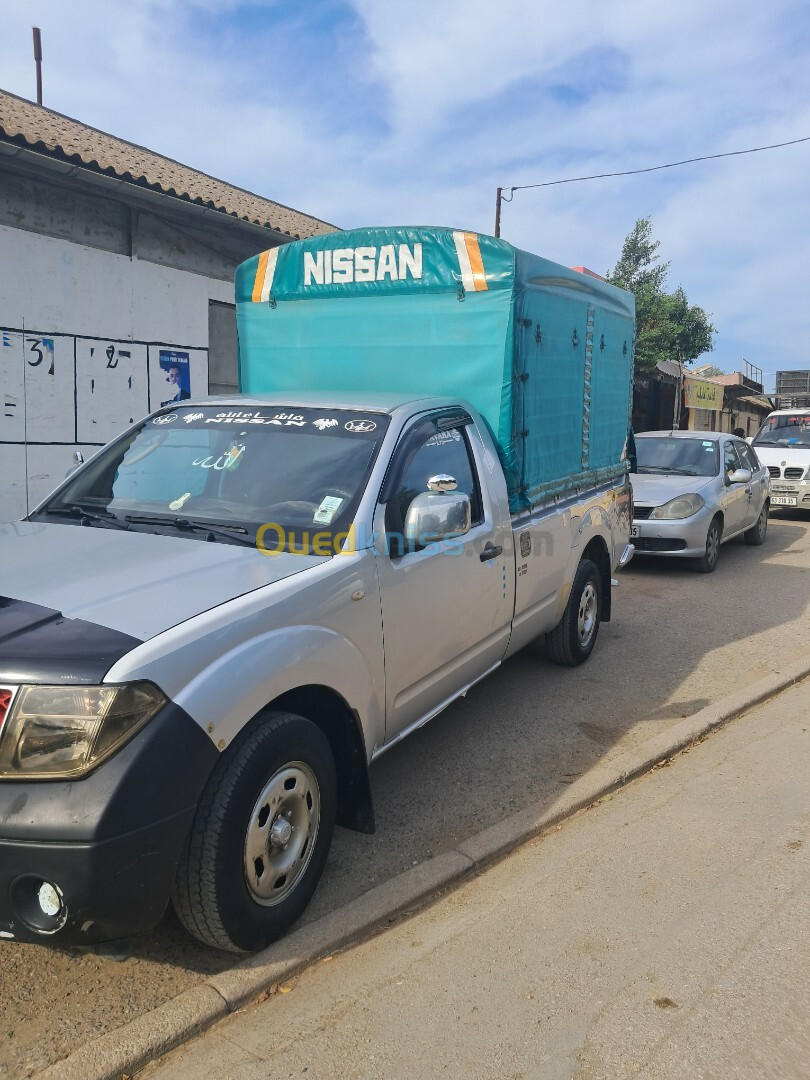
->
[631, 431, 770, 572]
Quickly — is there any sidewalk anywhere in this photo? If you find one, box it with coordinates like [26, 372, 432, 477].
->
[143, 677, 810, 1080]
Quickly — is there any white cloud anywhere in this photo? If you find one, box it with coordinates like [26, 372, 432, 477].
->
[2, 0, 808, 383]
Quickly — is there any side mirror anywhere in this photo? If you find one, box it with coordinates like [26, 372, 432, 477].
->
[727, 468, 752, 485]
[403, 491, 471, 549]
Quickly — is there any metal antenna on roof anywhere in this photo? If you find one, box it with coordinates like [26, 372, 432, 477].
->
[32, 27, 43, 105]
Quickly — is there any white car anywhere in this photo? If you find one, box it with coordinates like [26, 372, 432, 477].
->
[631, 431, 770, 572]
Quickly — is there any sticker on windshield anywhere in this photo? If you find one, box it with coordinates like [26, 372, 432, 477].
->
[204, 410, 307, 427]
[425, 429, 462, 447]
[345, 419, 377, 433]
[313, 495, 344, 524]
[192, 443, 246, 471]
[702, 441, 713, 449]
[153, 414, 177, 425]
[312, 418, 339, 430]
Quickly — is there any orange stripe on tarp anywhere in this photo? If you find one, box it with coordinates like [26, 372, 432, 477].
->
[463, 233, 488, 291]
[252, 250, 270, 303]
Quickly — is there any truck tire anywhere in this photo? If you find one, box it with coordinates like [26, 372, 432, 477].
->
[692, 516, 722, 573]
[172, 711, 336, 953]
[545, 558, 601, 667]
[743, 502, 769, 546]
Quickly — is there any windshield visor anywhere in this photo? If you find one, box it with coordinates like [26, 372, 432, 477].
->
[34, 406, 390, 551]
[636, 437, 719, 476]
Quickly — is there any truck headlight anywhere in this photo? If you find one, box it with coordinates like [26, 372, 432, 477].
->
[649, 493, 705, 520]
[0, 683, 166, 779]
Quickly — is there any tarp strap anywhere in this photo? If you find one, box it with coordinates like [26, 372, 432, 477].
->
[582, 304, 595, 472]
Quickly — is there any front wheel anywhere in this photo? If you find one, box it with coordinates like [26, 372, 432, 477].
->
[545, 557, 602, 667]
[692, 516, 722, 573]
[172, 711, 336, 953]
[744, 502, 768, 546]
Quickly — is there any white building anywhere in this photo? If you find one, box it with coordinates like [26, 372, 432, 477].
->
[0, 88, 335, 521]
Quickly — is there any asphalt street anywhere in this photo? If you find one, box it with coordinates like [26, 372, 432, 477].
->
[2, 510, 809, 1078]
[144, 668, 810, 1080]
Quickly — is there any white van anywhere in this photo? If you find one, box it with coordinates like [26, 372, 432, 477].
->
[750, 408, 810, 510]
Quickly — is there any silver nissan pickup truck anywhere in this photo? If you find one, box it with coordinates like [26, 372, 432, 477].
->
[0, 393, 632, 952]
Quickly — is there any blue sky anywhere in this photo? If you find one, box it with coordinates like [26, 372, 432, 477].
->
[3, 0, 809, 389]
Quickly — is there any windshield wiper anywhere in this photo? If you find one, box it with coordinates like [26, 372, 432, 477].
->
[125, 515, 255, 546]
[637, 465, 700, 475]
[40, 504, 130, 529]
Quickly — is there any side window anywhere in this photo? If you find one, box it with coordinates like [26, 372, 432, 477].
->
[397, 427, 482, 526]
[723, 441, 741, 476]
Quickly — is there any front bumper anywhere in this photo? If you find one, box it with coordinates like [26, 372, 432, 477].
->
[0, 700, 218, 945]
[769, 481, 810, 509]
[631, 506, 714, 559]
[0, 812, 195, 943]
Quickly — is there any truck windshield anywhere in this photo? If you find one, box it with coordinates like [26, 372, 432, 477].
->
[32, 405, 389, 550]
[753, 414, 810, 448]
[635, 437, 719, 476]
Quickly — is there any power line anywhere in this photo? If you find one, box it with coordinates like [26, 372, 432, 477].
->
[511, 136, 810, 191]
[494, 135, 810, 235]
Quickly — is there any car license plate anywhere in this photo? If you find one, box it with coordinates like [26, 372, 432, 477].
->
[771, 496, 797, 506]
[630, 525, 640, 538]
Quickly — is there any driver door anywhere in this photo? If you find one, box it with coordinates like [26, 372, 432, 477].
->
[374, 414, 512, 743]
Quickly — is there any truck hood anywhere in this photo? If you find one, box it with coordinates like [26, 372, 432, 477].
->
[630, 472, 716, 506]
[0, 521, 326, 642]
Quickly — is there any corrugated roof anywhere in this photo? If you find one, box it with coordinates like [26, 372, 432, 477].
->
[0, 88, 337, 240]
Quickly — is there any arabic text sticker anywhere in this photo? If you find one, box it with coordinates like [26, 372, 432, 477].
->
[313, 495, 344, 524]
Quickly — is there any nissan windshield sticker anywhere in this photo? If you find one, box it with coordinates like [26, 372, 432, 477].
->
[205, 410, 308, 426]
[153, 408, 386, 437]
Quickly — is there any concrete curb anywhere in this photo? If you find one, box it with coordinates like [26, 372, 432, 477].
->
[37, 656, 810, 1080]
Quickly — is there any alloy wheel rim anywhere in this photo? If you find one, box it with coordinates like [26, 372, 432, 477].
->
[243, 762, 320, 906]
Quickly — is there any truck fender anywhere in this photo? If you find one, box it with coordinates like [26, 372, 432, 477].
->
[109, 625, 381, 834]
[558, 512, 614, 623]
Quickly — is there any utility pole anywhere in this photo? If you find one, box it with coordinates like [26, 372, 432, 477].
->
[494, 187, 502, 238]
[32, 27, 43, 105]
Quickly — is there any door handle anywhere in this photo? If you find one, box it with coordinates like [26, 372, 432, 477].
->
[480, 543, 503, 562]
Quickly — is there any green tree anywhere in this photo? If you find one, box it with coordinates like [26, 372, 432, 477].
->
[607, 218, 716, 374]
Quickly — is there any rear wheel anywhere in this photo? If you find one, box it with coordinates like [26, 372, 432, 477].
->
[692, 516, 722, 573]
[744, 502, 768, 546]
[545, 557, 602, 666]
[172, 711, 336, 953]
